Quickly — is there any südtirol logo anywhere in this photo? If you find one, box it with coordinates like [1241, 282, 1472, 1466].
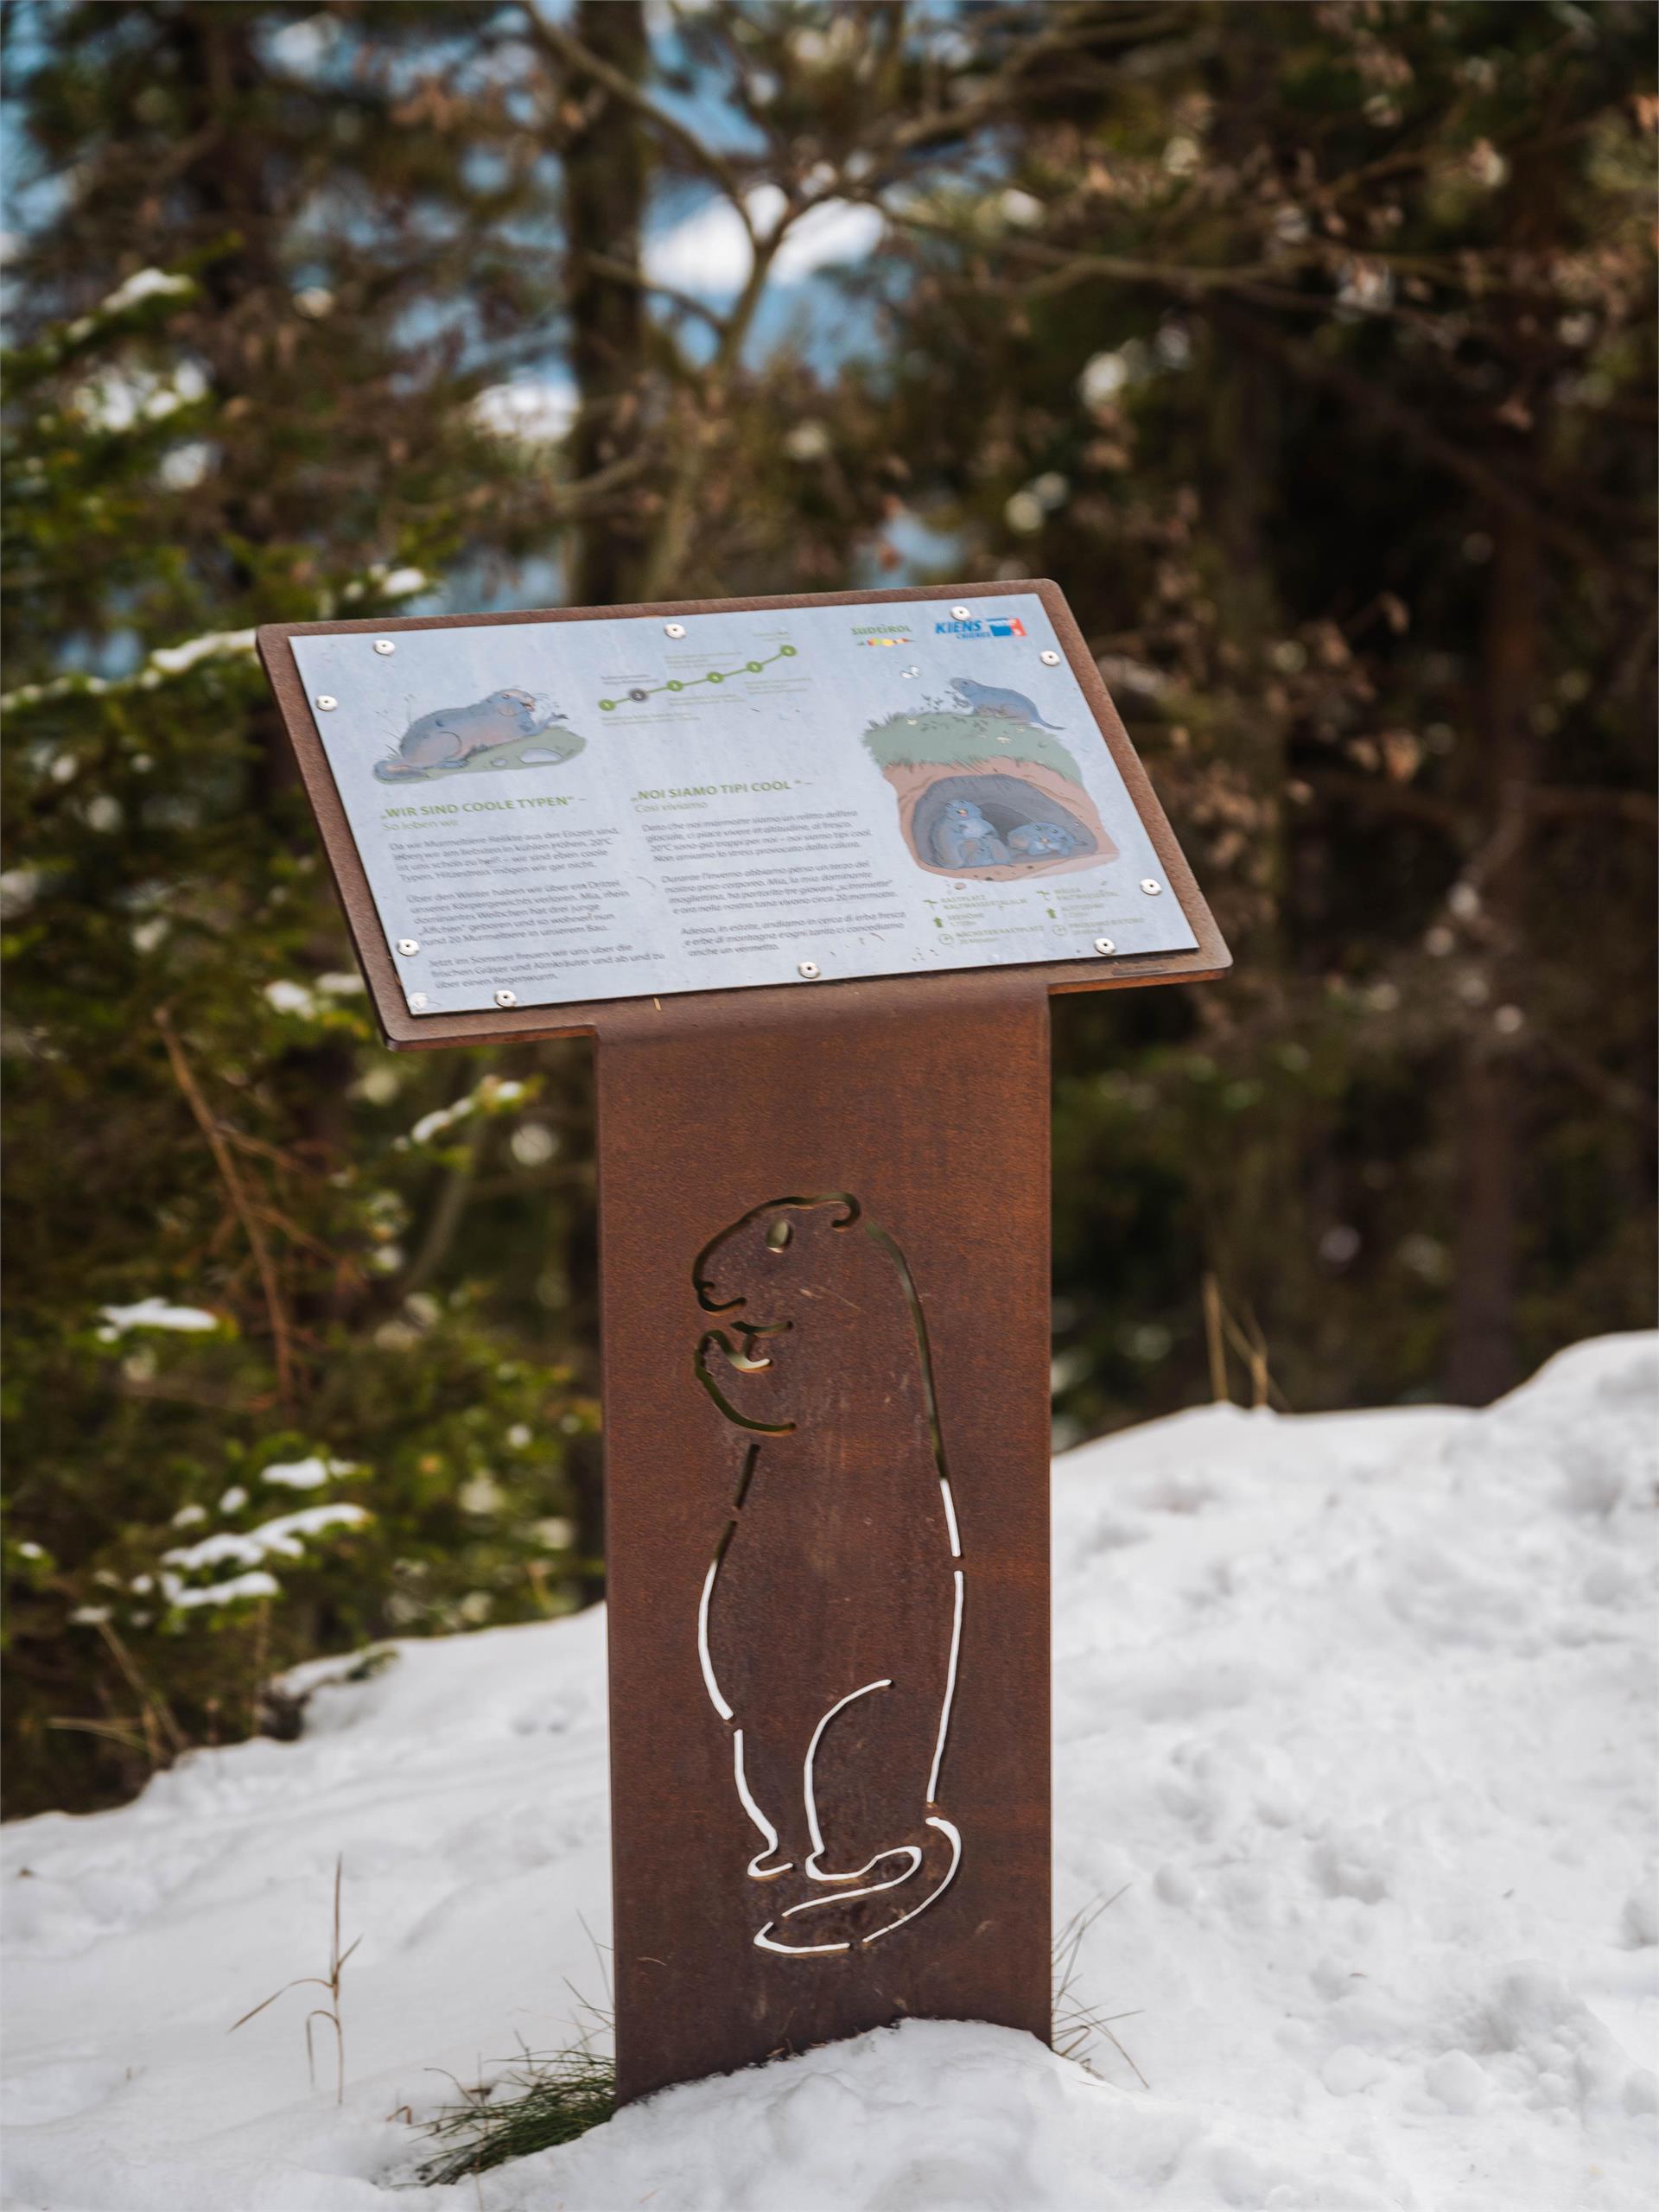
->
[851, 626, 913, 645]
[931, 613, 1027, 639]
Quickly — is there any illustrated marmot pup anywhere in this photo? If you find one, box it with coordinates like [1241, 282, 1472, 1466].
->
[930, 798, 1009, 870]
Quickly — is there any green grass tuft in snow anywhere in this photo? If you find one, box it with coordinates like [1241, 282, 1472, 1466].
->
[416, 2041, 616, 2183]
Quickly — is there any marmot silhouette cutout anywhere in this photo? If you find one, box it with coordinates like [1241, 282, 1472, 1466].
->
[693, 1195, 963, 1955]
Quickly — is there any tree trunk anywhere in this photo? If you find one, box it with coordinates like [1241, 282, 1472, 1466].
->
[563, 0, 650, 607]
[560, 4, 647, 1598]
[1446, 518, 1540, 1403]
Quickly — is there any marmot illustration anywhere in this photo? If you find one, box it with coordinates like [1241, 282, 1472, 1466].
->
[1007, 819, 1080, 858]
[372, 688, 576, 783]
[930, 798, 1009, 870]
[950, 676, 1065, 730]
[693, 1194, 963, 1956]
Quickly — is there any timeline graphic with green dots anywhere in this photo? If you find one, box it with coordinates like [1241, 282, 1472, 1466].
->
[598, 643, 798, 711]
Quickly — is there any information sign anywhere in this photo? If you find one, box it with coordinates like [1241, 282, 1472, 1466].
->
[260, 582, 1228, 2103]
[265, 582, 1219, 1043]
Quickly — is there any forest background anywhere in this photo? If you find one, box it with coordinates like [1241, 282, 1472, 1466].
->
[3, 0, 1654, 1819]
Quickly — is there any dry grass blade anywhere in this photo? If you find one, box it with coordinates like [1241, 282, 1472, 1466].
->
[93, 1617, 187, 1757]
[229, 1974, 333, 2034]
[46, 1715, 150, 1751]
[1052, 1888, 1149, 2088]
[229, 1855, 356, 2103]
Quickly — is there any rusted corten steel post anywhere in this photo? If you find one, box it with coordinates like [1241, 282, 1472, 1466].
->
[597, 974, 1052, 2098]
[257, 581, 1230, 2107]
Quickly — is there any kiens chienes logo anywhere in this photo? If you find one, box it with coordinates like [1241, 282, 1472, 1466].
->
[932, 613, 1027, 639]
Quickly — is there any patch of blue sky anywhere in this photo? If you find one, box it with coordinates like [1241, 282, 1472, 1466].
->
[854, 507, 963, 591]
[639, 181, 887, 365]
[55, 625, 145, 682]
[420, 551, 567, 620]
[638, 2, 772, 159]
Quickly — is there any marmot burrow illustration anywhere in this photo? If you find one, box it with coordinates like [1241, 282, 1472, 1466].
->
[693, 1194, 963, 1956]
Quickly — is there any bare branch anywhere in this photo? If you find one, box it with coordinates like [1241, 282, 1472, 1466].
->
[1528, 785, 1658, 831]
[520, 9, 752, 219]
[1213, 311, 1649, 596]
[155, 1008, 296, 1410]
[575, 249, 729, 339]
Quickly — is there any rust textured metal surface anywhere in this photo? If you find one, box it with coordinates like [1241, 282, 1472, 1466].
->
[597, 972, 1052, 2102]
[257, 579, 1230, 1054]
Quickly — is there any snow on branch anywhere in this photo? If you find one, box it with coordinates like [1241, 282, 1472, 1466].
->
[1, 567, 429, 715]
[162, 1503, 372, 1576]
[2, 630, 257, 713]
[98, 1296, 222, 1340]
[67, 267, 196, 341]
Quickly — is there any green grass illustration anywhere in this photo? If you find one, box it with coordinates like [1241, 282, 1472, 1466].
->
[379, 726, 588, 784]
[861, 709, 1084, 782]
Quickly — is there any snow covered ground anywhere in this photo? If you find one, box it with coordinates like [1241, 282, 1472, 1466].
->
[5, 1334, 1656, 2211]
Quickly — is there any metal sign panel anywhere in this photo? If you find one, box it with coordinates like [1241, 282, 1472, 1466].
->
[265, 583, 1216, 1041]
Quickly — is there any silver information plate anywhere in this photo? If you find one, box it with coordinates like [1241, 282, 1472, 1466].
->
[291, 592, 1198, 1016]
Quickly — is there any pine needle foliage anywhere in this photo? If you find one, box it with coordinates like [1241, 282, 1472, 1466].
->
[4, 0, 1653, 1822]
[0, 0, 594, 1819]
